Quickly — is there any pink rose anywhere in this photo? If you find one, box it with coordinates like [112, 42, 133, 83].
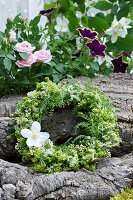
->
[9, 31, 16, 43]
[15, 41, 35, 54]
[15, 54, 36, 68]
[34, 50, 52, 63]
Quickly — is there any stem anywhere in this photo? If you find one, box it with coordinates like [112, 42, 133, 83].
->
[4, 47, 7, 56]
[106, 52, 114, 59]
[41, 63, 43, 72]
[29, 67, 31, 80]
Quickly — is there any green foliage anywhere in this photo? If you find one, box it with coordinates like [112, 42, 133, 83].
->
[0, 0, 132, 98]
[110, 188, 133, 200]
[14, 79, 121, 173]
[94, 1, 113, 11]
[88, 17, 109, 33]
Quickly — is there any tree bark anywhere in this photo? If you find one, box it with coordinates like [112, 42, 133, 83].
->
[0, 153, 132, 200]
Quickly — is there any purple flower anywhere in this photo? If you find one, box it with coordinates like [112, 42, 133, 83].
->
[112, 56, 128, 73]
[39, 8, 54, 15]
[86, 39, 106, 57]
[78, 28, 97, 39]
[72, 49, 81, 61]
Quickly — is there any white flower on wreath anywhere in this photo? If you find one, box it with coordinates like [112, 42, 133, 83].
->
[21, 121, 49, 147]
[106, 16, 132, 43]
[54, 16, 69, 32]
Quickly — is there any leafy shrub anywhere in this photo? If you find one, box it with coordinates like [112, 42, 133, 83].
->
[0, 0, 133, 97]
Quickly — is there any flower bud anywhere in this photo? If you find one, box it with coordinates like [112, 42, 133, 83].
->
[2, 37, 8, 46]
[9, 31, 16, 43]
[19, 16, 24, 23]
[7, 17, 13, 24]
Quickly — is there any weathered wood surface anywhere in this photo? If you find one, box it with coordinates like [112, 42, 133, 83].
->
[0, 73, 133, 159]
[0, 153, 132, 200]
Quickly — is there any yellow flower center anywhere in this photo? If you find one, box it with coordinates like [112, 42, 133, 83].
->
[61, 24, 65, 29]
[114, 32, 118, 36]
[32, 131, 39, 138]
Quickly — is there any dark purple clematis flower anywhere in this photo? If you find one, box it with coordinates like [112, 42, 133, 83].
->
[78, 28, 97, 39]
[72, 49, 81, 61]
[86, 39, 106, 57]
[39, 8, 54, 15]
[112, 56, 128, 73]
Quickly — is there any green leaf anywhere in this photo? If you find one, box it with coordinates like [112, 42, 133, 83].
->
[117, 4, 129, 20]
[95, 12, 105, 19]
[19, 52, 28, 61]
[44, 2, 56, 10]
[81, 16, 89, 27]
[20, 79, 31, 85]
[20, 32, 27, 39]
[34, 73, 45, 77]
[111, 4, 118, 15]
[105, 13, 114, 24]
[31, 26, 39, 36]
[106, 35, 133, 52]
[60, 0, 70, 12]
[14, 14, 21, 24]
[78, 3, 85, 13]
[0, 31, 4, 44]
[3, 57, 12, 71]
[108, 0, 117, 2]
[7, 54, 16, 61]
[0, 51, 5, 58]
[67, 11, 78, 31]
[90, 62, 99, 71]
[88, 17, 109, 33]
[55, 63, 65, 73]
[30, 16, 41, 26]
[52, 74, 60, 83]
[94, 1, 113, 11]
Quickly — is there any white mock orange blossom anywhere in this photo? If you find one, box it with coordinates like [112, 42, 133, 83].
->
[21, 121, 50, 148]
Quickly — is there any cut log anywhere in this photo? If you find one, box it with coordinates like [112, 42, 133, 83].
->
[0, 153, 132, 200]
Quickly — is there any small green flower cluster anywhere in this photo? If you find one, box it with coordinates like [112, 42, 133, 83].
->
[110, 187, 133, 200]
[14, 78, 121, 173]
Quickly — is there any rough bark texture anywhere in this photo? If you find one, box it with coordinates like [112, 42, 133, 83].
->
[0, 153, 132, 200]
[0, 73, 133, 158]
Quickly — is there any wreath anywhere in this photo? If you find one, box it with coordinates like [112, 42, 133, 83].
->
[14, 78, 121, 173]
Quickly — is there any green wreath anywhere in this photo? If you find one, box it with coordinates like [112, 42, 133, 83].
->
[14, 78, 121, 173]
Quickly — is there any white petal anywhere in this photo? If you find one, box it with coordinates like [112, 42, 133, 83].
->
[40, 132, 50, 140]
[111, 35, 118, 43]
[54, 25, 61, 32]
[63, 16, 69, 25]
[31, 121, 41, 133]
[26, 138, 36, 147]
[26, 138, 41, 147]
[106, 28, 113, 35]
[21, 129, 32, 138]
[56, 17, 62, 25]
[62, 27, 69, 32]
